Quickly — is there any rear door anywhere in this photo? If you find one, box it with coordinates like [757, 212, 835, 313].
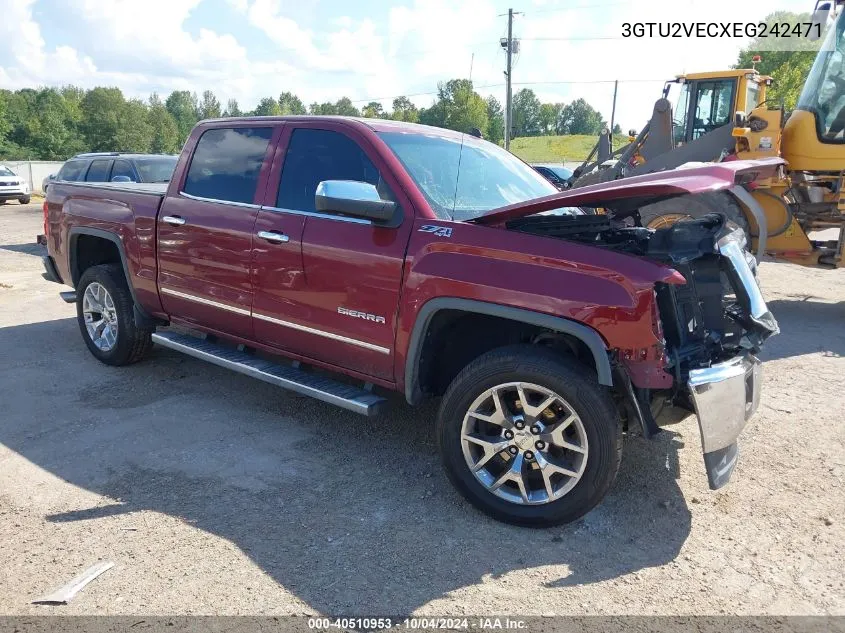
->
[252, 123, 414, 381]
[156, 124, 280, 339]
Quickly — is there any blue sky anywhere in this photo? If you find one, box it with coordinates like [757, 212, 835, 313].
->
[2, 0, 814, 132]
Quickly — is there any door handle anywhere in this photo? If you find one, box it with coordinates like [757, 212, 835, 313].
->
[258, 230, 290, 244]
[162, 215, 186, 226]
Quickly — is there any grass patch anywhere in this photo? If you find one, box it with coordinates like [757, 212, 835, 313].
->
[508, 134, 629, 163]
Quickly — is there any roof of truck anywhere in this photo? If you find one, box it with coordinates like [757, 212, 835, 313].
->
[199, 115, 469, 140]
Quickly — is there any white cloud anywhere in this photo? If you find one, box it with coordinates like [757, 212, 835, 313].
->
[0, 0, 818, 129]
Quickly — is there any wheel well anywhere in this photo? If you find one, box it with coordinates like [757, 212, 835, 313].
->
[416, 310, 599, 397]
[71, 234, 122, 287]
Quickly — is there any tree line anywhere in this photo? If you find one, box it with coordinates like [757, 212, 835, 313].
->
[0, 80, 612, 161]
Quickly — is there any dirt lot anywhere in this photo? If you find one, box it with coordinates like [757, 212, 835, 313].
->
[0, 201, 843, 616]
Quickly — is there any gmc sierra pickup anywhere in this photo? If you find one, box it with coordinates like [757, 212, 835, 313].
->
[42, 116, 781, 526]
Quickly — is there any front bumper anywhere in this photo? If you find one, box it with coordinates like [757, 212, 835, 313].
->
[0, 187, 28, 200]
[686, 227, 778, 490]
[688, 353, 761, 489]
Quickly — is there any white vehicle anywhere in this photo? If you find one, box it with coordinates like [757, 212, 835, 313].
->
[0, 165, 31, 205]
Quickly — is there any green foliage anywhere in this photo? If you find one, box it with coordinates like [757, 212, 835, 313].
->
[148, 103, 180, 154]
[485, 96, 504, 144]
[512, 89, 542, 136]
[199, 90, 222, 120]
[224, 98, 242, 117]
[253, 97, 282, 116]
[279, 92, 306, 115]
[392, 96, 419, 123]
[362, 101, 384, 118]
[735, 11, 817, 110]
[165, 91, 199, 142]
[0, 82, 618, 161]
[559, 98, 605, 135]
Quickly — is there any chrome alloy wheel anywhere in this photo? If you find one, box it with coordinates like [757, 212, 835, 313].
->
[460, 382, 589, 505]
[82, 282, 119, 352]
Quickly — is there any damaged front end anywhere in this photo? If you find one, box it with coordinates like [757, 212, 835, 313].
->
[649, 214, 778, 488]
[506, 211, 779, 489]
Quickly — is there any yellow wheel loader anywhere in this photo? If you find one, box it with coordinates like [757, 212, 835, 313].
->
[569, 1, 845, 268]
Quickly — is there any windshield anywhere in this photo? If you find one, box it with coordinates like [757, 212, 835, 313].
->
[135, 156, 178, 183]
[378, 131, 557, 221]
[0, 167, 15, 177]
[543, 165, 573, 179]
[797, 10, 845, 140]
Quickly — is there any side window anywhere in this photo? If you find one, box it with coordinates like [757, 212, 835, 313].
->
[183, 127, 273, 204]
[59, 160, 87, 181]
[86, 159, 113, 182]
[671, 82, 690, 145]
[277, 128, 384, 214]
[111, 160, 137, 182]
[692, 80, 735, 139]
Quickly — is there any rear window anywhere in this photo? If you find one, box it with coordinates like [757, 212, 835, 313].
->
[135, 156, 177, 183]
[86, 159, 112, 182]
[183, 127, 273, 204]
[58, 160, 88, 181]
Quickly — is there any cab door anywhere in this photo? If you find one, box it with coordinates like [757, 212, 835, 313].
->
[156, 124, 280, 339]
[251, 122, 415, 381]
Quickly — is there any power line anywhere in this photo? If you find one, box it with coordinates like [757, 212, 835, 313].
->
[518, 0, 632, 14]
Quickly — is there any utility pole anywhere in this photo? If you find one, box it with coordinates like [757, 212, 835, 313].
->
[505, 8, 514, 150]
[609, 79, 618, 153]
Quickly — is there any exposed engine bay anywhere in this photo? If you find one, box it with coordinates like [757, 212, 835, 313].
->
[504, 212, 780, 385]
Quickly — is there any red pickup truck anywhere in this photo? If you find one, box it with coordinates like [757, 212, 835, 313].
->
[42, 116, 780, 526]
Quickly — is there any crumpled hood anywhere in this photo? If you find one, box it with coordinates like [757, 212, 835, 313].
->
[470, 158, 785, 226]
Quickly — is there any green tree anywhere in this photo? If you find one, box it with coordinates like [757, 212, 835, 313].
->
[334, 97, 360, 116]
[485, 95, 504, 144]
[391, 96, 419, 123]
[425, 79, 488, 134]
[309, 102, 336, 115]
[165, 91, 199, 142]
[115, 99, 153, 152]
[148, 102, 180, 153]
[612, 123, 622, 134]
[26, 89, 83, 159]
[512, 89, 542, 137]
[362, 101, 384, 118]
[735, 11, 816, 110]
[81, 87, 126, 151]
[538, 102, 558, 136]
[199, 90, 221, 120]
[559, 98, 605, 135]
[278, 92, 306, 115]
[253, 97, 282, 116]
[223, 98, 242, 117]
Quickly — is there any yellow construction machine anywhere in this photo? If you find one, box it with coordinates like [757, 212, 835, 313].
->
[569, 1, 845, 268]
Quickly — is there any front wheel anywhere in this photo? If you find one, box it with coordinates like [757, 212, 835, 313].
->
[19, 196, 31, 204]
[437, 345, 622, 527]
[76, 264, 153, 365]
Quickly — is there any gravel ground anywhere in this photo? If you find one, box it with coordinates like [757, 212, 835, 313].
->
[0, 201, 843, 616]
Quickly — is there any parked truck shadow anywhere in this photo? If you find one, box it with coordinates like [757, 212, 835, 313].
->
[1, 317, 691, 614]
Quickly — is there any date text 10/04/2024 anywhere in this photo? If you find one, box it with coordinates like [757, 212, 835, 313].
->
[307, 617, 528, 630]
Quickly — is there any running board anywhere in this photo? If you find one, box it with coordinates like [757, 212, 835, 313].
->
[151, 331, 386, 416]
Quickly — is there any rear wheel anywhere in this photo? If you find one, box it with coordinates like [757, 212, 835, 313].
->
[76, 264, 153, 365]
[437, 345, 622, 527]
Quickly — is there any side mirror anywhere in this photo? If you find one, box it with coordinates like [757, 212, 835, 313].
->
[315, 180, 395, 222]
[111, 175, 132, 183]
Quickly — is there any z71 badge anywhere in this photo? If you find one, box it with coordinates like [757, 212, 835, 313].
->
[419, 225, 453, 238]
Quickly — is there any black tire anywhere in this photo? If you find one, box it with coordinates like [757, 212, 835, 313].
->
[0, 200, 6, 205]
[638, 191, 751, 237]
[76, 264, 153, 366]
[437, 345, 622, 527]
[19, 196, 31, 205]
